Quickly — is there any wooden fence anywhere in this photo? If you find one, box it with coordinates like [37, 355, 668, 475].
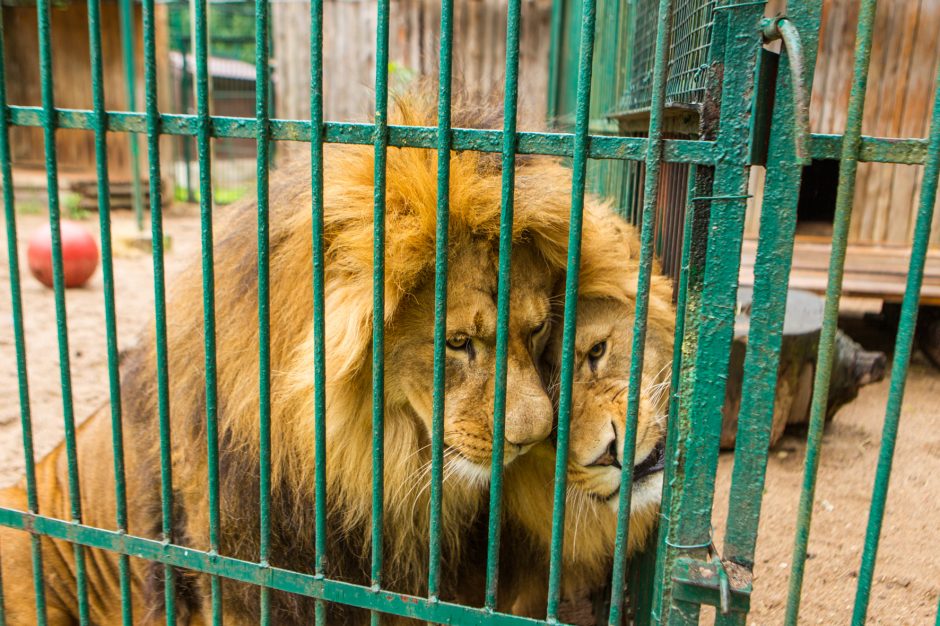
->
[271, 0, 552, 128]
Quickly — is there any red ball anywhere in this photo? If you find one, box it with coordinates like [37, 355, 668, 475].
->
[27, 220, 99, 289]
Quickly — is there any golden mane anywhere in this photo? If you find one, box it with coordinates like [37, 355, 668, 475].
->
[497, 208, 677, 617]
[0, 84, 661, 625]
[130, 88, 626, 620]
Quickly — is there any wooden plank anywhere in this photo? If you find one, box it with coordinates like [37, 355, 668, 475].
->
[739, 238, 940, 303]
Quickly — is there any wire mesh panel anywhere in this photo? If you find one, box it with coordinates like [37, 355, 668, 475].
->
[621, 0, 717, 112]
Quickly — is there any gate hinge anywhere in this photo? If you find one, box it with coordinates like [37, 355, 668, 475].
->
[671, 557, 752, 614]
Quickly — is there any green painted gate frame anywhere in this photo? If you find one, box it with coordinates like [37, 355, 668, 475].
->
[0, 0, 938, 623]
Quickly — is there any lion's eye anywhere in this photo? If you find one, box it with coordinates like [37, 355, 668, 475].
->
[446, 336, 470, 350]
[588, 341, 607, 361]
[532, 320, 547, 336]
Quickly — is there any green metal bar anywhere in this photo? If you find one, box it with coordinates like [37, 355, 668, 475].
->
[309, 0, 327, 622]
[191, 0, 222, 620]
[0, 11, 48, 623]
[179, 50, 195, 202]
[545, 0, 598, 617]
[784, 2, 879, 623]
[651, 164, 701, 623]
[483, 0, 523, 608]
[658, 3, 766, 622]
[546, 0, 564, 121]
[36, 0, 91, 621]
[150, 50, 180, 626]
[0, 509, 551, 626]
[87, 0, 132, 621]
[141, 0, 177, 621]
[850, 58, 940, 626]
[371, 0, 390, 621]
[809, 134, 927, 164]
[254, 0, 272, 621]
[118, 0, 144, 230]
[144, 6, 179, 626]
[607, 0, 675, 622]
[7, 104, 933, 165]
[3, 106, 722, 163]
[427, 0, 453, 601]
[719, 10, 824, 626]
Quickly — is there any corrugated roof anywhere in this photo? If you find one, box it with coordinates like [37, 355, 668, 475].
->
[170, 50, 265, 81]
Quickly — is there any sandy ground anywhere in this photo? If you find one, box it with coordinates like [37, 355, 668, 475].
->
[1, 209, 937, 624]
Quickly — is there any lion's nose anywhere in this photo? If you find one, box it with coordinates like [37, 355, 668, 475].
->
[504, 390, 553, 447]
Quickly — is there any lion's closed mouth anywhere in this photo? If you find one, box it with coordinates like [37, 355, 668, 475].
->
[633, 440, 665, 482]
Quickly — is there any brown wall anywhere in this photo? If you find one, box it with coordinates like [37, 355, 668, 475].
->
[271, 0, 552, 128]
[748, 0, 940, 246]
[3, 2, 172, 180]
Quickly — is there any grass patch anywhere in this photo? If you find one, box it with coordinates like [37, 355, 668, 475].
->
[174, 185, 248, 206]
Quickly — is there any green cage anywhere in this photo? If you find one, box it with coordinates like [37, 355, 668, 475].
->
[550, 0, 720, 287]
[622, 0, 718, 113]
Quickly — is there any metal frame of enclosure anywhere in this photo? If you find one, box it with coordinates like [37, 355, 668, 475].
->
[1, 0, 938, 623]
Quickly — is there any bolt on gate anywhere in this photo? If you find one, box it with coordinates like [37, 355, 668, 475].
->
[0, 0, 937, 623]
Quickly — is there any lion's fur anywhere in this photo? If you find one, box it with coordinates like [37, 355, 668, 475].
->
[494, 207, 677, 618]
[0, 89, 633, 625]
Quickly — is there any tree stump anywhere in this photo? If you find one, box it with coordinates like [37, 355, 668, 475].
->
[917, 306, 940, 370]
[719, 288, 887, 450]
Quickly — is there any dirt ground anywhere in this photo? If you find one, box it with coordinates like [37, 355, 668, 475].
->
[1, 208, 937, 624]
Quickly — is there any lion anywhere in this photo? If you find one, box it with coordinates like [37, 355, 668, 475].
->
[493, 206, 676, 621]
[0, 92, 596, 625]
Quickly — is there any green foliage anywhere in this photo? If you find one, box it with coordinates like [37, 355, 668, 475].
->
[16, 200, 45, 216]
[389, 61, 418, 90]
[168, 2, 256, 64]
[62, 192, 89, 221]
[174, 185, 247, 206]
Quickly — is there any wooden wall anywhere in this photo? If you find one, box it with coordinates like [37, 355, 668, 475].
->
[746, 0, 940, 246]
[2, 2, 172, 180]
[271, 0, 552, 129]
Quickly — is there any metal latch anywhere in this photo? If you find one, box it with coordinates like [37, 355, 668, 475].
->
[671, 557, 752, 614]
[761, 16, 812, 165]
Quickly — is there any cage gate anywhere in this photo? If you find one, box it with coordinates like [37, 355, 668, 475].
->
[0, 0, 938, 623]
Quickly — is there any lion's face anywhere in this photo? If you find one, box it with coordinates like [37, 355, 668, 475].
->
[560, 297, 671, 516]
[386, 241, 557, 485]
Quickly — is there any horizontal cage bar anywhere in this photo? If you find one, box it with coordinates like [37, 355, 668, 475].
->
[7, 106, 931, 164]
[0, 509, 548, 626]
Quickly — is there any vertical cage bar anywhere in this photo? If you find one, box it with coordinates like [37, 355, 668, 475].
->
[545, 0, 599, 617]
[784, 2, 879, 623]
[482, 0, 523, 609]
[309, 0, 327, 621]
[651, 168, 713, 624]
[0, 10, 48, 624]
[606, 0, 675, 622]
[850, 62, 940, 626]
[86, 0, 132, 621]
[426, 0, 453, 601]
[666, 166, 697, 426]
[719, 9, 824, 626]
[656, 3, 765, 621]
[371, 0, 391, 620]
[547, 0, 564, 121]
[35, 0, 91, 620]
[254, 0, 272, 621]
[141, 0, 177, 620]
[118, 0, 144, 230]
[191, 0, 222, 619]
[648, 164, 700, 625]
